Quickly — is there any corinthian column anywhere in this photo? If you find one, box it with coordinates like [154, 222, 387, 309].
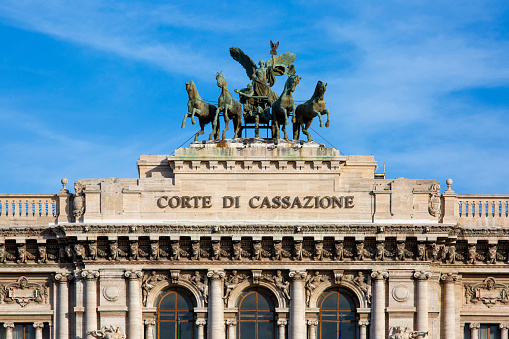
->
[441, 273, 458, 339]
[55, 273, 72, 339]
[470, 323, 480, 339]
[371, 271, 388, 339]
[144, 320, 155, 339]
[33, 322, 44, 339]
[289, 270, 307, 339]
[125, 270, 143, 338]
[196, 319, 207, 339]
[358, 320, 369, 339]
[81, 270, 100, 338]
[226, 319, 237, 339]
[207, 270, 225, 339]
[277, 319, 287, 339]
[500, 323, 509, 339]
[307, 320, 318, 339]
[4, 323, 14, 339]
[413, 271, 431, 339]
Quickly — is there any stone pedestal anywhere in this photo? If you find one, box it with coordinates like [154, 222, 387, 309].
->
[196, 319, 206, 339]
[34, 322, 44, 339]
[82, 270, 100, 338]
[441, 273, 458, 339]
[207, 270, 225, 339]
[4, 323, 14, 339]
[358, 320, 369, 339]
[414, 271, 431, 338]
[307, 320, 318, 339]
[371, 271, 388, 339]
[226, 319, 237, 339]
[277, 319, 287, 339]
[125, 270, 143, 338]
[500, 323, 509, 339]
[470, 323, 480, 339]
[144, 320, 155, 339]
[289, 271, 307, 339]
[55, 273, 71, 339]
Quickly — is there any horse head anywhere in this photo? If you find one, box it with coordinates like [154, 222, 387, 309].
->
[186, 80, 196, 96]
[285, 75, 301, 94]
[312, 80, 327, 100]
[216, 71, 225, 88]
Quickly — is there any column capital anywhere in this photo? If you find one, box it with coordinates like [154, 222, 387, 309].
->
[81, 270, 100, 280]
[358, 320, 369, 327]
[277, 319, 288, 327]
[196, 319, 207, 327]
[144, 319, 155, 326]
[440, 273, 458, 283]
[414, 271, 432, 280]
[33, 322, 44, 329]
[125, 270, 143, 280]
[371, 270, 389, 280]
[307, 320, 318, 327]
[469, 323, 480, 329]
[207, 270, 225, 280]
[3, 322, 14, 329]
[500, 323, 509, 330]
[55, 273, 73, 283]
[225, 319, 237, 326]
[289, 270, 307, 281]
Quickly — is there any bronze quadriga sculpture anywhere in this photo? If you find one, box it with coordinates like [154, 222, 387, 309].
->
[293, 80, 330, 142]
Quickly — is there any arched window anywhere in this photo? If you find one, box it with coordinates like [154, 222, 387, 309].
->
[156, 288, 196, 339]
[237, 288, 277, 339]
[317, 287, 358, 339]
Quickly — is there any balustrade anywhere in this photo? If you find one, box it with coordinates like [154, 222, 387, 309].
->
[458, 195, 509, 226]
[0, 194, 59, 226]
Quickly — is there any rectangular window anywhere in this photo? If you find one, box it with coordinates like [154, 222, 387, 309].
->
[464, 324, 500, 339]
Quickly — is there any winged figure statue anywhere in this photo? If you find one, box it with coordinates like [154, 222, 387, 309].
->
[229, 46, 296, 99]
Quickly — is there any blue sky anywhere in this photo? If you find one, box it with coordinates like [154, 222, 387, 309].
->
[1, 1, 509, 194]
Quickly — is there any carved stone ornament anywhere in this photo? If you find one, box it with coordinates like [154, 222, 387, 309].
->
[73, 181, 86, 219]
[103, 285, 120, 302]
[88, 325, 126, 339]
[392, 285, 410, 302]
[389, 326, 427, 339]
[428, 183, 441, 217]
[0, 276, 47, 307]
[465, 277, 509, 307]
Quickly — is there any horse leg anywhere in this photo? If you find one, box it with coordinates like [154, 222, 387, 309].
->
[234, 114, 240, 139]
[210, 118, 220, 140]
[293, 116, 300, 140]
[222, 106, 230, 140]
[191, 108, 199, 125]
[282, 120, 288, 139]
[314, 110, 324, 128]
[196, 120, 205, 142]
[213, 106, 221, 128]
[303, 119, 313, 142]
[324, 109, 330, 128]
[181, 112, 188, 129]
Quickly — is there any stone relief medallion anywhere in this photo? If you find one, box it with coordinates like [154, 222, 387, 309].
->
[103, 285, 120, 302]
[392, 285, 409, 302]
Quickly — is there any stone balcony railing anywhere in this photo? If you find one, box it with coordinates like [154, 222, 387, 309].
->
[456, 195, 509, 227]
[0, 192, 71, 226]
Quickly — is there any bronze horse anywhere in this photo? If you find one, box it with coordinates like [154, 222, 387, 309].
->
[271, 75, 300, 139]
[181, 80, 219, 142]
[213, 72, 243, 139]
[293, 80, 330, 142]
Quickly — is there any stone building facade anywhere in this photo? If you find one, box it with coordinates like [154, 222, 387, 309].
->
[0, 139, 508, 339]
